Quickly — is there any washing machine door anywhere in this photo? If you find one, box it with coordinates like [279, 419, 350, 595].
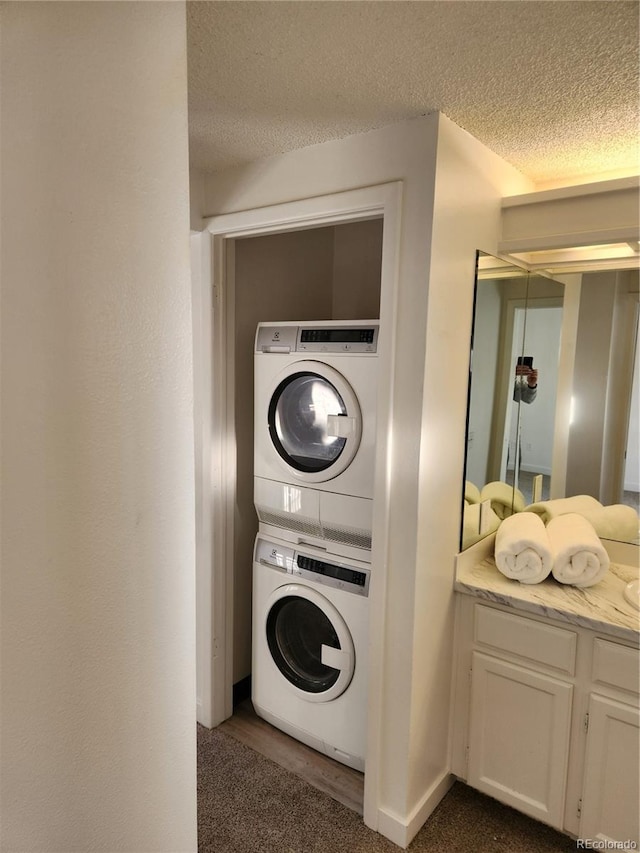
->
[267, 361, 362, 483]
[265, 584, 355, 702]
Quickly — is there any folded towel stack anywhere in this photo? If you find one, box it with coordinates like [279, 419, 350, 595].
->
[493, 510, 611, 588]
[481, 481, 526, 520]
[547, 513, 610, 588]
[495, 512, 553, 584]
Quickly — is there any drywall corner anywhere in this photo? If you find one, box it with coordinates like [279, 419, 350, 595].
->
[190, 168, 206, 232]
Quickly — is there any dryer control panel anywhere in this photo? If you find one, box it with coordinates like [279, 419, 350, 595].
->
[297, 326, 377, 353]
[256, 322, 379, 354]
[255, 536, 370, 597]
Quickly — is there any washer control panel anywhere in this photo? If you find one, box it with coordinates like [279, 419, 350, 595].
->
[255, 538, 296, 572]
[255, 537, 370, 597]
[294, 554, 369, 596]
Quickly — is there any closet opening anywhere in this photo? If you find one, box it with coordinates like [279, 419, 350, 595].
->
[194, 181, 402, 828]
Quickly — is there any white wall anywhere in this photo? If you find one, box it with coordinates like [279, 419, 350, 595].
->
[190, 168, 206, 233]
[567, 270, 637, 503]
[202, 114, 532, 844]
[603, 270, 640, 504]
[407, 115, 533, 823]
[0, 5, 197, 851]
[624, 317, 640, 492]
[332, 218, 383, 319]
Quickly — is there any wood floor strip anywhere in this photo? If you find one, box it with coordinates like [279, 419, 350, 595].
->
[219, 700, 365, 816]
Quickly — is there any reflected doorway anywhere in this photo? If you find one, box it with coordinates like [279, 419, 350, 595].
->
[623, 303, 640, 511]
[502, 304, 563, 505]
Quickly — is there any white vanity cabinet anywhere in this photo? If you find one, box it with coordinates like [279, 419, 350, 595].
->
[579, 640, 640, 844]
[451, 595, 640, 843]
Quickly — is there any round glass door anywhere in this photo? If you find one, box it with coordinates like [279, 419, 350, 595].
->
[267, 362, 362, 482]
[265, 585, 355, 701]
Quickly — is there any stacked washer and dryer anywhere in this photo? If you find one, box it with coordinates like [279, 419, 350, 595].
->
[252, 320, 379, 772]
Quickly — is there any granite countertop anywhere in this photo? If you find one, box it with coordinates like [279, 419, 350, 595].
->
[455, 555, 640, 644]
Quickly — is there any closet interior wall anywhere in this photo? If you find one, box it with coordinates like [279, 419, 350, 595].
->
[232, 218, 384, 683]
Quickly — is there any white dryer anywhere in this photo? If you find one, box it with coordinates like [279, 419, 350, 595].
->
[254, 320, 379, 553]
[252, 532, 370, 771]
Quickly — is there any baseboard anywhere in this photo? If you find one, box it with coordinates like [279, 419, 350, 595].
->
[376, 771, 454, 849]
[519, 464, 551, 476]
[196, 698, 212, 729]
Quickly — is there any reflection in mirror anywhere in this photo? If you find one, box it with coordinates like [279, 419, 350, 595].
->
[461, 253, 640, 550]
[499, 273, 564, 503]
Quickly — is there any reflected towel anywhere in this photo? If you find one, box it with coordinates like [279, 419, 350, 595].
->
[465, 481, 482, 505]
[481, 481, 526, 520]
[547, 513, 610, 588]
[495, 512, 553, 584]
[526, 496, 639, 543]
[525, 495, 602, 524]
[462, 502, 500, 549]
[583, 504, 639, 543]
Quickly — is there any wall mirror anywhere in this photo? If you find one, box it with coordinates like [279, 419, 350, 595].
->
[461, 252, 640, 550]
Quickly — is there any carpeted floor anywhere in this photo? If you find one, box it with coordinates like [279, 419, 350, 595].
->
[197, 724, 577, 853]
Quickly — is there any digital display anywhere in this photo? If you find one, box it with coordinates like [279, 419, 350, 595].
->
[297, 555, 367, 587]
[300, 329, 375, 344]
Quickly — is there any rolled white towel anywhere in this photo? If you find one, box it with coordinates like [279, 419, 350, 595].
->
[481, 481, 526, 520]
[547, 513, 610, 588]
[525, 495, 602, 524]
[495, 512, 553, 584]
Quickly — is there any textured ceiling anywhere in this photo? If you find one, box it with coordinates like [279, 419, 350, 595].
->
[187, 1, 640, 188]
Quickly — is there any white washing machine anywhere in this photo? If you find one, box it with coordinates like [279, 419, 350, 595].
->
[254, 320, 379, 553]
[252, 532, 370, 771]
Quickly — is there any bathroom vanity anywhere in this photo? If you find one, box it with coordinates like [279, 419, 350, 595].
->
[451, 540, 640, 845]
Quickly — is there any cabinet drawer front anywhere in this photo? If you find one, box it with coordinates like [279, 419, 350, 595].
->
[592, 639, 640, 695]
[474, 604, 577, 675]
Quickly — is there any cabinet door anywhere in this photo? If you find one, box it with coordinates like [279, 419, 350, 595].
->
[468, 652, 573, 829]
[580, 694, 640, 845]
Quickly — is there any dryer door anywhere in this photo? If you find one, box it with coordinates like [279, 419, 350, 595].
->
[267, 361, 362, 483]
[265, 584, 355, 702]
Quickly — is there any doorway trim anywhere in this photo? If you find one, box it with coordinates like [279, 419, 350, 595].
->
[193, 181, 403, 830]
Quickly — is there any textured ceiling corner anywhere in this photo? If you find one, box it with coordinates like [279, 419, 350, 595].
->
[186, 0, 640, 186]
